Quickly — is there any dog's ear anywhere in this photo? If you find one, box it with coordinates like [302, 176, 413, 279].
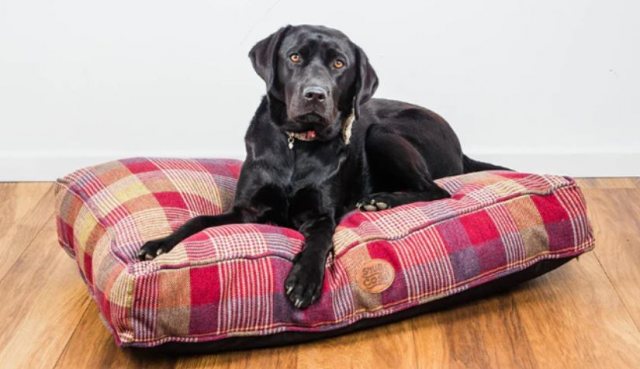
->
[353, 45, 379, 119]
[249, 25, 291, 99]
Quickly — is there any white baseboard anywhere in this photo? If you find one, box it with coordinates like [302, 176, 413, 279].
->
[0, 150, 638, 181]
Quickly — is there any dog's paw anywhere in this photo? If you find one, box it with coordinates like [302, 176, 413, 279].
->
[356, 195, 392, 212]
[284, 254, 324, 309]
[137, 238, 173, 261]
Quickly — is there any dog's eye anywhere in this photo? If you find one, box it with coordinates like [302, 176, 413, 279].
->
[289, 53, 301, 64]
[333, 59, 345, 69]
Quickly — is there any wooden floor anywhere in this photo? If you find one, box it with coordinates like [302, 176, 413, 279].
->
[1, 178, 639, 369]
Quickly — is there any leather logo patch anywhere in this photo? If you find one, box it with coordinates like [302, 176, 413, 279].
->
[356, 259, 395, 293]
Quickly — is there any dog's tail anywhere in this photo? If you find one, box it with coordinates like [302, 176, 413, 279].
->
[462, 154, 512, 173]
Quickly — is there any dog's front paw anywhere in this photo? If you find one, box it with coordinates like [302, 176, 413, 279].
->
[137, 238, 174, 261]
[284, 252, 325, 309]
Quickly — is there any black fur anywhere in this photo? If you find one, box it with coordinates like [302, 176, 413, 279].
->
[138, 25, 510, 309]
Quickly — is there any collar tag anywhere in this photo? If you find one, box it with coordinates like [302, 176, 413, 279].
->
[287, 133, 295, 150]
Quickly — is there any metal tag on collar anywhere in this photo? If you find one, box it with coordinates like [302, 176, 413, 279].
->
[287, 133, 295, 149]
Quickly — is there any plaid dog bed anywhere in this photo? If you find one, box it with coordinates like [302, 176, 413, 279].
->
[55, 157, 594, 351]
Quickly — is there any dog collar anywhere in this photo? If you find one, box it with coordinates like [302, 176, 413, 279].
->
[286, 110, 356, 150]
[287, 130, 317, 148]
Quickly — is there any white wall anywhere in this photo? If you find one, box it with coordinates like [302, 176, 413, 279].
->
[1, 0, 638, 180]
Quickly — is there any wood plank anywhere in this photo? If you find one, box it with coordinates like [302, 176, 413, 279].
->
[0, 183, 50, 233]
[53, 303, 176, 369]
[174, 345, 298, 369]
[582, 188, 640, 330]
[516, 253, 640, 368]
[575, 177, 639, 189]
[0, 183, 55, 282]
[409, 253, 640, 369]
[292, 318, 418, 369]
[410, 294, 539, 369]
[0, 219, 91, 369]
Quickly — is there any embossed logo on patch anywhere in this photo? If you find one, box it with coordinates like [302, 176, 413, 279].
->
[356, 259, 395, 293]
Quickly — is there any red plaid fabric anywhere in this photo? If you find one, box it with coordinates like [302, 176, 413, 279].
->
[55, 157, 594, 347]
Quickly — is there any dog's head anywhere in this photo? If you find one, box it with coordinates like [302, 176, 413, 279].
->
[249, 25, 378, 141]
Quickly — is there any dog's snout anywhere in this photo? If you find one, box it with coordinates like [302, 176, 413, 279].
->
[303, 86, 327, 102]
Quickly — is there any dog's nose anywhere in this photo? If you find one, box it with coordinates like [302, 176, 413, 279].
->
[303, 86, 327, 102]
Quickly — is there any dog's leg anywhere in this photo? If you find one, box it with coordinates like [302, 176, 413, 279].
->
[284, 216, 335, 308]
[138, 167, 290, 260]
[358, 125, 450, 211]
[284, 187, 336, 309]
[137, 188, 285, 260]
[137, 211, 243, 260]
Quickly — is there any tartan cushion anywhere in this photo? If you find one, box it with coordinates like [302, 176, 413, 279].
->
[55, 157, 594, 350]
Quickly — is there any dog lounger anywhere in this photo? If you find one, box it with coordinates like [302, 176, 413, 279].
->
[55, 157, 594, 352]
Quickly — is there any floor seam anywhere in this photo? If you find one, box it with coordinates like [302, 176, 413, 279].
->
[593, 251, 640, 333]
[0, 186, 56, 284]
[50, 301, 91, 369]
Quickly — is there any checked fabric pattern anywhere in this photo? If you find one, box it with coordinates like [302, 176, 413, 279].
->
[55, 157, 594, 347]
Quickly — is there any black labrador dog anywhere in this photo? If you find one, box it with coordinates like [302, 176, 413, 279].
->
[138, 25, 508, 309]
